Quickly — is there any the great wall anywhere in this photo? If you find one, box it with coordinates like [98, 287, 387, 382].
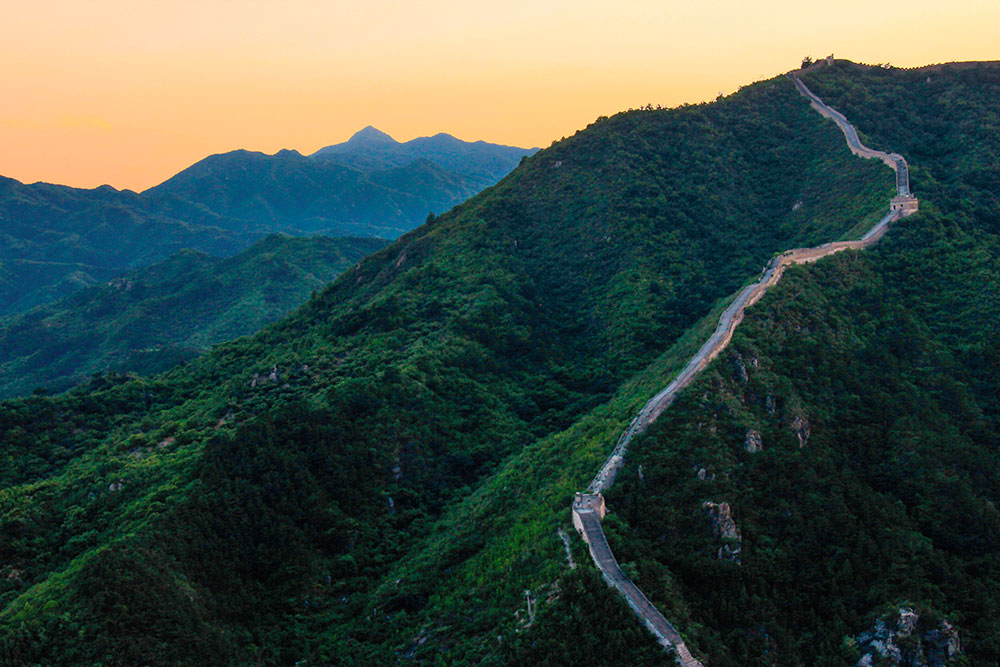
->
[571, 68, 919, 666]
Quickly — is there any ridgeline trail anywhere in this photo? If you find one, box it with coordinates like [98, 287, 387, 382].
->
[571, 71, 919, 666]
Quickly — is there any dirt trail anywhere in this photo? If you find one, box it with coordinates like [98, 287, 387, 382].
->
[573, 74, 918, 665]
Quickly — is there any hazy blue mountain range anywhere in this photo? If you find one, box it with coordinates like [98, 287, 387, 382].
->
[0, 234, 387, 399]
[0, 129, 534, 317]
[311, 125, 539, 188]
[0, 175, 253, 317]
[6, 61, 998, 666]
[1, 60, 908, 665]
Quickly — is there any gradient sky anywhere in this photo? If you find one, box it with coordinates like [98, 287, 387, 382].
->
[2, 0, 997, 192]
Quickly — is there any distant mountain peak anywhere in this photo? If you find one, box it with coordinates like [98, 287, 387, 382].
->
[347, 126, 398, 146]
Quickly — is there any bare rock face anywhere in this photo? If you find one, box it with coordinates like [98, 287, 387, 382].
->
[107, 277, 134, 292]
[792, 415, 810, 448]
[692, 464, 715, 481]
[855, 607, 962, 667]
[703, 501, 741, 562]
[250, 365, 281, 387]
[733, 354, 749, 383]
[744, 429, 763, 453]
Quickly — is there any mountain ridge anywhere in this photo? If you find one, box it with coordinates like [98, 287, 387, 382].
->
[310, 125, 539, 187]
[0, 65, 899, 665]
[0, 131, 534, 318]
[0, 234, 388, 399]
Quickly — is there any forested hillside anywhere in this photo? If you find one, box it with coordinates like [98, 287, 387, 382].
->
[0, 176, 253, 317]
[3, 61, 981, 666]
[142, 132, 531, 239]
[0, 234, 387, 400]
[517, 60, 1000, 665]
[0, 131, 531, 318]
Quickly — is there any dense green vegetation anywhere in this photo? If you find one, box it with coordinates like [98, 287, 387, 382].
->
[567, 60, 1000, 665]
[0, 130, 530, 318]
[0, 234, 386, 399]
[143, 132, 527, 239]
[608, 214, 1000, 664]
[6, 60, 985, 666]
[0, 175, 252, 316]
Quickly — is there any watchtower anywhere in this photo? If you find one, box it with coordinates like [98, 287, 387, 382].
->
[572, 492, 607, 537]
[890, 194, 919, 214]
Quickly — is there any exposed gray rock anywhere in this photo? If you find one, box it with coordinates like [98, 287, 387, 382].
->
[855, 607, 962, 667]
[733, 354, 749, 383]
[250, 365, 281, 387]
[766, 394, 776, 416]
[792, 415, 810, 447]
[716, 543, 741, 561]
[744, 428, 763, 453]
[107, 277, 134, 292]
[693, 465, 715, 481]
[704, 502, 740, 540]
[703, 501, 741, 562]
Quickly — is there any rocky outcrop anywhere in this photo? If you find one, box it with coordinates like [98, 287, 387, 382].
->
[791, 414, 810, 447]
[107, 277, 134, 292]
[249, 365, 280, 387]
[692, 464, 715, 481]
[854, 607, 962, 666]
[573, 75, 916, 663]
[703, 501, 741, 562]
[733, 354, 749, 383]
[743, 429, 763, 453]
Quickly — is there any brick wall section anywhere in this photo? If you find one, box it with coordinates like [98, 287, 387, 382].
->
[573, 72, 918, 666]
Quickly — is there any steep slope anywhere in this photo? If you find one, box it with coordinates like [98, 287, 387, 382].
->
[518, 60, 1000, 665]
[562, 77, 915, 665]
[0, 234, 387, 399]
[0, 73, 892, 665]
[143, 148, 482, 239]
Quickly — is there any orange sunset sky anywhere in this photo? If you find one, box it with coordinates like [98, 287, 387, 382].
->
[2, 0, 998, 192]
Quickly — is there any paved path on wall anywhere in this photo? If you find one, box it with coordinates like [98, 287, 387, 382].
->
[588, 75, 913, 495]
[574, 75, 917, 666]
[793, 76, 911, 196]
[576, 506, 702, 666]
